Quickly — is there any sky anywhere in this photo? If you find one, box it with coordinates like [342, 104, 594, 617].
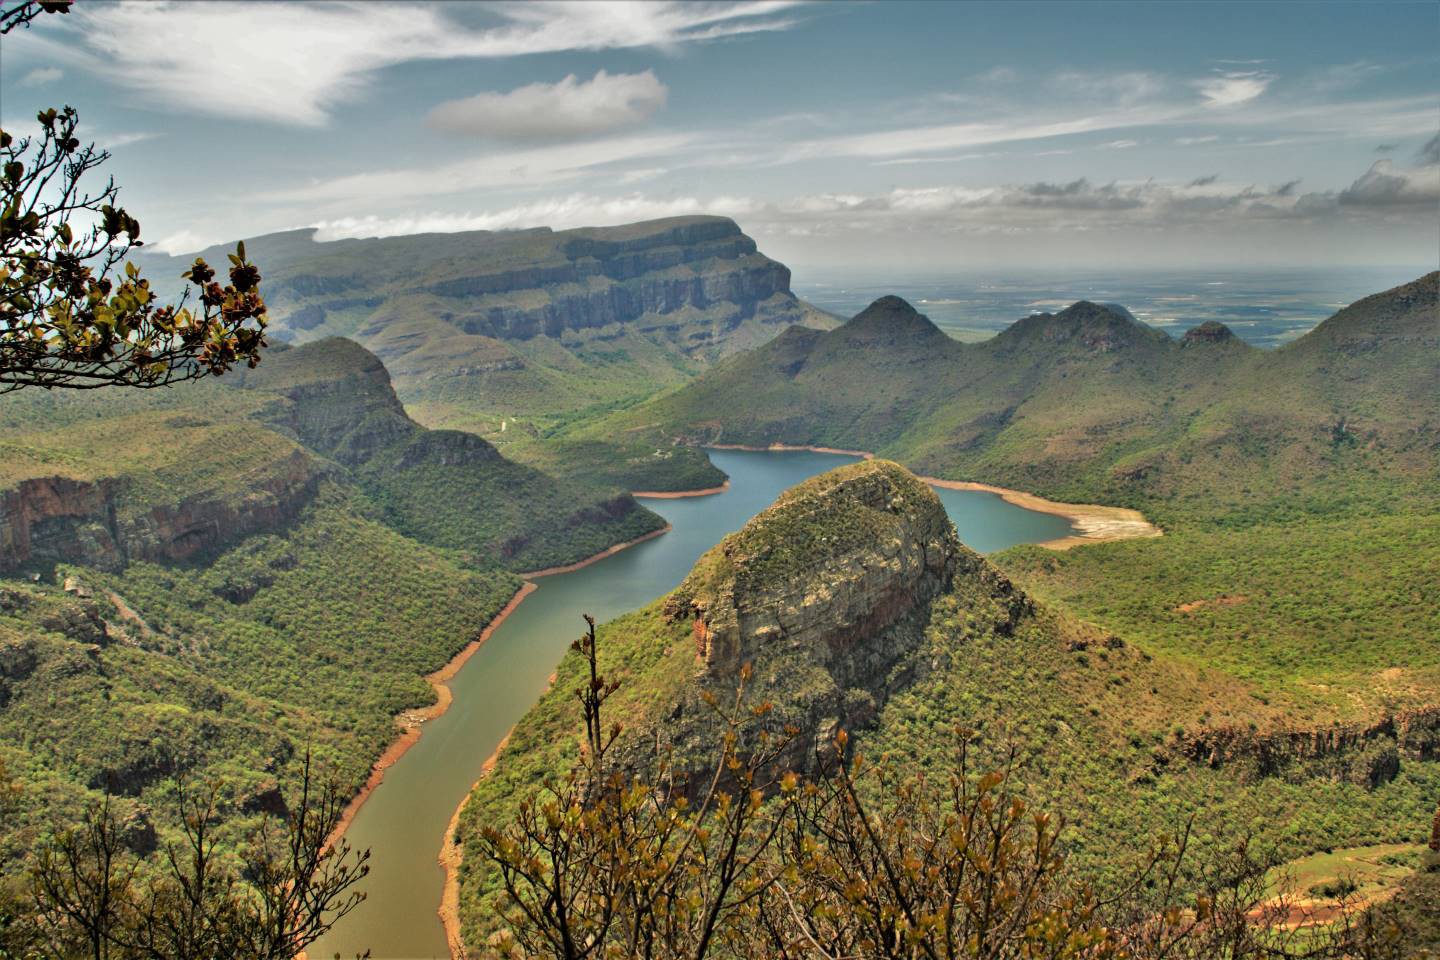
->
[1, 0, 1437, 271]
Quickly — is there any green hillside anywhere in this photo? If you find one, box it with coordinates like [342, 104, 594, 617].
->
[0, 335, 670, 892]
[541, 272, 1440, 742]
[580, 273, 1439, 523]
[452, 460, 1440, 950]
[1, 486, 521, 875]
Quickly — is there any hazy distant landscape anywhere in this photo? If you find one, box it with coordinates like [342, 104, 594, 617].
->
[795, 266, 1435, 345]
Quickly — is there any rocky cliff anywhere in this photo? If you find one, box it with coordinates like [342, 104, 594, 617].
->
[639, 461, 1026, 778]
[666, 460, 963, 677]
[1173, 705, 1440, 788]
[0, 434, 325, 575]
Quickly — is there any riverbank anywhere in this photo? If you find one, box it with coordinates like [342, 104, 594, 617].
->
[325, 525, 678, 853]
[919, 478, 1162, 549]
[632, 479, 731, 498]
[437, 729, 513, 959]
[323, 582, 538, 853]
[697, 443, 1160, 548]
[707, 441, 877, 459]
[518, 523, 673, 578]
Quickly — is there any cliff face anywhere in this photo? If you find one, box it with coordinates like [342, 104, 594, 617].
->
[232, 337, 422, 466]
[1174, 706, 1440, 788]
[640, 461, 1014, 778]
[666, 461, 963, 677]
[0, 449, 323, 574]
[190, 217, 813, 355]
[420, 219, 794, 341]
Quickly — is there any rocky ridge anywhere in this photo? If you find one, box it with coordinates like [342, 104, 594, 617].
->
[0, 448, 324, 575]
[666, 460, 964, 676]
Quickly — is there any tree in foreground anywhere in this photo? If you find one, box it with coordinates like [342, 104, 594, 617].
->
[0, 105, 268, 392]
[2, 755, 370, 960]
[477, 616, 1420, 960]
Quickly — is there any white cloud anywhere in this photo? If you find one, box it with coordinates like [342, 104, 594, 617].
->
[428, 70, 667, 141]
[262, 132, 696, 205]
[1338, 157, 1440, 207]
[304, 170, 1428, 247]
[1098, 139, 1139, 149]
[20, 66, 62, 86]
[152, 229, 216, 255]
[781, 109, 1176, 163]
[1196, 70, 1276, 107]
[64, 1, 802, 126]
[100, 132, 157, 149]
[311, 193, 760, 240]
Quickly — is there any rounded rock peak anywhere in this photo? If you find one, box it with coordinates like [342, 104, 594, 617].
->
[861, 294, 921, 315]
[1181, 320, 1238, 345]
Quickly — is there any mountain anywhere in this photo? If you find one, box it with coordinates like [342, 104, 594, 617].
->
[0, 335, 670, 873]
[226, 338, 664, 570]
[139, 217, 837, 440]
[1, 338, 663, 576]
[451, 459, 1440, 949]
[588, 272, 1439, 522]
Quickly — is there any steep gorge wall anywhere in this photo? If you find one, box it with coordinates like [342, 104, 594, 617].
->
[267, 217, 804, 344]
[1173, 706, 1440, 788]
[0, 449, 323, 574]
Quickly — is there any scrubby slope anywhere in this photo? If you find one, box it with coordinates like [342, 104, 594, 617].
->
[452, 461, 1440, 949]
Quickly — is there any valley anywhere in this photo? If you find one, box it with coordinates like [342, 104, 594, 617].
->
[1, 218, 1435, 958]
[3, 2, 1437, 954]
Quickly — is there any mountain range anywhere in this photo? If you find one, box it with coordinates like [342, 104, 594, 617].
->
[138, 217, 835, 439]
[581, 272, 1439, 524]
[3, 217, 1436, 953]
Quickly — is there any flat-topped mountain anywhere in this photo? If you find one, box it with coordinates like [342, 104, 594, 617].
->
[139, 217, 836, 439]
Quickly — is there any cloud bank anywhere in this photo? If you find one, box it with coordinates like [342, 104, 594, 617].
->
[427, 70, 667, 141]
[64, 0, 800, 126]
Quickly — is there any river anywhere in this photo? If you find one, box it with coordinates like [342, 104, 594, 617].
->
[311, 449, 1074, 959]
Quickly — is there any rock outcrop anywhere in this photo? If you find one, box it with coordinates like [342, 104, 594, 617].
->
[1181, 320, 1238, 346]
[0, 450, 324, 574]
[1172, 706, 1440, 788]
[665, 460, 962, 677]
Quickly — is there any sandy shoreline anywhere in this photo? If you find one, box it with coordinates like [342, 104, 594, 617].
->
[322, 582, 538, 854]
[697, 442, 1160, 549]
[632, 479, 731, 498]
[919, 477, 1162, 549]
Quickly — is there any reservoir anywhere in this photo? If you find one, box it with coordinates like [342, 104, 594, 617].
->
[312, 449, 1074, 958]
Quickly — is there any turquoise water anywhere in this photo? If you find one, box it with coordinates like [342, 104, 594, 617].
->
[312, 449, 1074, 958]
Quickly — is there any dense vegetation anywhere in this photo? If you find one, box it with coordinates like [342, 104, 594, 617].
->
[0, 335, 667, 910]
[1, 487, 521, 873]
[453, 460, 1440, 953]
[454, 275, 1440, 952]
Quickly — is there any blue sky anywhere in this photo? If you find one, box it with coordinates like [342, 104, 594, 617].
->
[1, 0, 1436, 269]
